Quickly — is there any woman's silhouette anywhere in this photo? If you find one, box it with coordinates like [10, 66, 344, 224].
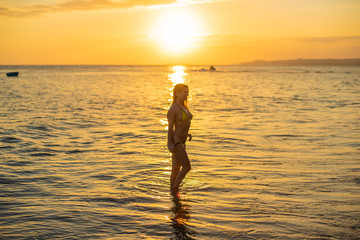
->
[167, 84, 193, 194]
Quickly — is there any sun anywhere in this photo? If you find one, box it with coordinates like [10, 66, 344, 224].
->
[150, 8, 205, 54]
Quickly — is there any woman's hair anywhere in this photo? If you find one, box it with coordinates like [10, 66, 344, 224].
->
[172, 84, 189, 107]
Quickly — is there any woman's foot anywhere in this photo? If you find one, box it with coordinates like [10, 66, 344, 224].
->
[171, 185, 180, 198]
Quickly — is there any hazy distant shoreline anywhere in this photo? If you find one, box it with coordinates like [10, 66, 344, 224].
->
[237, 58, 360, 66]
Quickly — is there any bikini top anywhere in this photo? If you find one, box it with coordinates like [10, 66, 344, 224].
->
[175, 103, 192, 122]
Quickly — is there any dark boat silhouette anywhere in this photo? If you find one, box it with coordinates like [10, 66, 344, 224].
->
[6, 72, 19, 77]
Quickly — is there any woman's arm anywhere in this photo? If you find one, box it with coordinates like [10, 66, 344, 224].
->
[167, 107, 176, 152]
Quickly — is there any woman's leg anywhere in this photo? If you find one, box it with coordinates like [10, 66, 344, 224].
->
[172, 144, 191, 189]
[170, 154, 181, 187]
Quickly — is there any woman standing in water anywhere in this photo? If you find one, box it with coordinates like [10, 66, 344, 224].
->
[167, 84, 193, 193]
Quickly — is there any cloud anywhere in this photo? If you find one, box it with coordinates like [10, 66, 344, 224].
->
[199, 34, 360, 52]
[285, 36, 360, 44]
[0, 0, 216, 18]
[205, 34, 360, 44]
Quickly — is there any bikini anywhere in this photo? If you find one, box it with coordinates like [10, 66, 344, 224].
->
[174, 103, 192, 147]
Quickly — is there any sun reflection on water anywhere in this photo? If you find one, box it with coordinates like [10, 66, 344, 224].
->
[169, 65, 187, 86]
[168, 65, 191, 102]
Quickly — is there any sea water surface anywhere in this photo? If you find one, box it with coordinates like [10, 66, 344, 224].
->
[0, 65, 359, 239]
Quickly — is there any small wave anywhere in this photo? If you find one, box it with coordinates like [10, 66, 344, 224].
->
[20, 147, 58, 157]
[90, 197, 128, 204]
[0, 136, 22, 143]
[113, 132, 147, 139]
[0, 177, 16, 184]
[216, 108, 248, 112]
[297, 107, 318, 111]
[200, 134, 246, 142]
[114, 132, 135, 137]
[258, 160, 283, 165]
[118, 151, 140, 155]
[26, 125, 52, 131]
[30, 152, 55, 157]
[190, 185, 234, 193]
[63, 120, 104, 129]
[264, 134, 306, 139]
[0, 145, 14, 149]
[90, 174, 117, 181]
[65, 149, 86, 154]
[353, 178, 360, 184]
[89, 196, 159, 205]
[6, 160, 34, 166]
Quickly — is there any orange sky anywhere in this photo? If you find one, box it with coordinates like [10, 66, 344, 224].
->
[0, 0, 359, 65]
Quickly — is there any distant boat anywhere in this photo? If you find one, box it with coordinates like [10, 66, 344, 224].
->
[197, 66, 216, 72]
[6, 72, 19, 77]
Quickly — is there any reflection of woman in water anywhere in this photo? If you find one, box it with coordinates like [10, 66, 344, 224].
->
[170, 194, 195, 239]
[167, 84, 193, 193]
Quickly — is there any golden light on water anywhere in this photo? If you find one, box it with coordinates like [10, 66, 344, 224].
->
[169, 65, 187, 86]
[168, 65, 192, 102]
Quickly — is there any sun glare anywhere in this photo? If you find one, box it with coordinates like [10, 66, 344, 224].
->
[151, 8, 205, 54]
[169, 65, 187, 85]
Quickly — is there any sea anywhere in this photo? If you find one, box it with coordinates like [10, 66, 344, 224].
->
[0, 65, 359, 239]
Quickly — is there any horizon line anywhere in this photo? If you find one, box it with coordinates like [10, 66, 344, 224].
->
[1, 58, 360, 66]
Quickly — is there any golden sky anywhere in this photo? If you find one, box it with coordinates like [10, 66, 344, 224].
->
[1, 0, 359, 65]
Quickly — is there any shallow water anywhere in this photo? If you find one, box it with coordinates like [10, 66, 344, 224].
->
[0, 65, 359, 239]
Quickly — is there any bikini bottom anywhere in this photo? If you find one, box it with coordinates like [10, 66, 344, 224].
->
[174, 142, 186, 148]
